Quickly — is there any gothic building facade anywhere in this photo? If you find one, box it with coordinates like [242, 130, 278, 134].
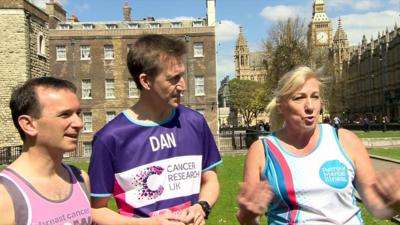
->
[234, 27, 267, 82]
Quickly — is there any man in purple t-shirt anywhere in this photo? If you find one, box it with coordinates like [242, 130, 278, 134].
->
[89, 34, 222, 225]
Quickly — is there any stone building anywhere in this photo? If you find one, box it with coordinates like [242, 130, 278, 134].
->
[234, 26, 267, 82]
[308, 0, 333, 49]
[48, 0, 218, 156]
[0, 0, 61, 147]
[342, 27, 400, 122]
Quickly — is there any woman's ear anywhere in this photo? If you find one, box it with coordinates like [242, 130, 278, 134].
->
[18, 115, 38, 137]
[139, 73, 151, 90]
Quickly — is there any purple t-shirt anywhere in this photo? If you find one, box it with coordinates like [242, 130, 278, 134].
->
[89, 105, 222, 217]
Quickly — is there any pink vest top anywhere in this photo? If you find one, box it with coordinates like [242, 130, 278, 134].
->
[0, 165, 92, 225]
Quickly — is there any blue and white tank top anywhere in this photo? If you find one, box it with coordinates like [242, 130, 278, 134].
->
[262, 124, 362, 225]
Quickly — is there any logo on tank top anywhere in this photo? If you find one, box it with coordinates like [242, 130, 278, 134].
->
[133, 166, 165, 200]
[319, 160, 349, 189]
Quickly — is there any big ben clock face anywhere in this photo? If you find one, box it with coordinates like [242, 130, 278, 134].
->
[316, 31, 328, 44]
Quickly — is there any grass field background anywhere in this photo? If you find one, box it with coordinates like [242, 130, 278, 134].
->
[1, 129, 399, 224]
[68, 152, 399, 224]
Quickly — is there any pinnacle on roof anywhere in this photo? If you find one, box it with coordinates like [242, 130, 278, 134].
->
[236, 26, 249, 47]
[334, 18, 348, 41]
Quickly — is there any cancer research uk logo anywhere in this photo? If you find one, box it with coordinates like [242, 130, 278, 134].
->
[319, 160, 349, 189]
[133, 166, 165, 200]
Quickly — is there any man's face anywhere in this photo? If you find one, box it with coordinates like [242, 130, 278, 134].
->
[33, 87, 83, 153]
[150, 57, 186, 109]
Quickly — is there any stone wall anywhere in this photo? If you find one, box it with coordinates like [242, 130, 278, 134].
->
[0, 0, 49, 147]
[0, 8, 28, 147]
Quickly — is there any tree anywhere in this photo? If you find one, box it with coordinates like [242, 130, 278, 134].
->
[263, 17, 311, 93]
[228, 78, 269, 128]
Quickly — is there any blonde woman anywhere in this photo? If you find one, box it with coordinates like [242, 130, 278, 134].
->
[236, 66, 400, 224]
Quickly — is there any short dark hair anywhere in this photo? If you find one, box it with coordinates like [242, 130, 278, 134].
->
[127, 34, 187, 90]
[9, 76, 77, 141]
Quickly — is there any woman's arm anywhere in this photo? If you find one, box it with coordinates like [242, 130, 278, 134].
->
[236, 140, 274, 225]
[338, 128, 400, 218]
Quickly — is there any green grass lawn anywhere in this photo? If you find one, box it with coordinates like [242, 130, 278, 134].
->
[369, 148, 400, 160]
[354, 130, 400, 139]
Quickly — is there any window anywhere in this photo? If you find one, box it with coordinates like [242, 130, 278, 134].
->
[82, 112, 92, 132]
[80, 45, 91, 60]
[128, 23, 139, 29]
[81, 79, 92, 99]
[56, 45, 66, 61]
[104, 45, 114, 60]
[106, 24, 117, 29]
[58, 24, 71, 30]
[83, 142, 92, 157]
[195, 76, 205, 96]
[106, 111, 116, 123]
[150, 23, 161, 29]
[37, 33, 45, 56]
[82, 24, 94, 30]
[128, 79, 139, 98]
[193, 42, 204, 57]
[193, 21, 204, 27]
[171, 22, 182, 28]
[105, 79, 115, 99]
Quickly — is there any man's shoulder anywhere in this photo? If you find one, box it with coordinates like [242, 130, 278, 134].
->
[0, 175, 16, 224]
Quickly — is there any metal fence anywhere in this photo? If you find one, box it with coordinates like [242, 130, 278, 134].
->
[0, 131, 265, 164]
[0, 145, 23, 165]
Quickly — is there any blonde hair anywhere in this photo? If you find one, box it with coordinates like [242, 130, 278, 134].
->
[266, 66, 322, 132]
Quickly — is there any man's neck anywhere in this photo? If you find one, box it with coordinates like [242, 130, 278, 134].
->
[8, 146, 64, 177]
[129, 97, 174, 124]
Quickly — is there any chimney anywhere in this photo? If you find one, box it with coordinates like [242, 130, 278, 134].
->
[68, 15, 79, 22]
[206, 0, 216, 26]
[123, 0, 132, 21]
[46, 0, 67, 29]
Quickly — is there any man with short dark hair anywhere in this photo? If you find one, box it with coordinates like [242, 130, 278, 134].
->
[89, 34, 222, 225]
[0, 77, 91, 225]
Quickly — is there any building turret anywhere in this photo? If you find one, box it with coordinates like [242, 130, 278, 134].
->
[123, 0, 131, 21]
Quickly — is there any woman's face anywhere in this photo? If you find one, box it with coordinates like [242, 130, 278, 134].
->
[279, 77, 321, 131]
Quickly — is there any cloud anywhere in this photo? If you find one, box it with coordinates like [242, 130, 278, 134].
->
[260, 5, 301, 22]
[328, 0, 387, 11]
[30, 0, 67, 9]
[333, 10, 400, 45]
[216, 20, 240, 43]
[216, 56, 235, 84]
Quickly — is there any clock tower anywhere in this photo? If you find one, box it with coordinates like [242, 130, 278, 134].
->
[308, 0, 332, 49]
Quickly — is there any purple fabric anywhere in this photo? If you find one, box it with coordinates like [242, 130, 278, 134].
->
[89, 105, 221, 217]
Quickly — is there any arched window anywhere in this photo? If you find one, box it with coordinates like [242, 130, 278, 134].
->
[37, 32, 46, 56]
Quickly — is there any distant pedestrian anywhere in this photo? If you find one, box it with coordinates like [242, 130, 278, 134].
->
[382, 115, 388, 132]
[333, 116, 341, 130]
[363, 117, 370, 132]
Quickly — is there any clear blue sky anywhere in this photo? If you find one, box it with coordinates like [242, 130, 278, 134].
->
[34, 0, 400, 84]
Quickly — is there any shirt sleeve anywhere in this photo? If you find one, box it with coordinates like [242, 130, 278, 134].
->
[88, 134, 115, 197]
[200, 117, 223, 172]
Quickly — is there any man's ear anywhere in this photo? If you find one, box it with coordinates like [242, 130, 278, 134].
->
[18, 115, 38, 137]
[139, 73, 151, 90]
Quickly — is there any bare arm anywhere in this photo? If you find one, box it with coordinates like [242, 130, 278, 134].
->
[80, 170, 185, 225]
[236, 140, 274, 225]
[338, 129, 400, 218]
[0, 184, 15, 225]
